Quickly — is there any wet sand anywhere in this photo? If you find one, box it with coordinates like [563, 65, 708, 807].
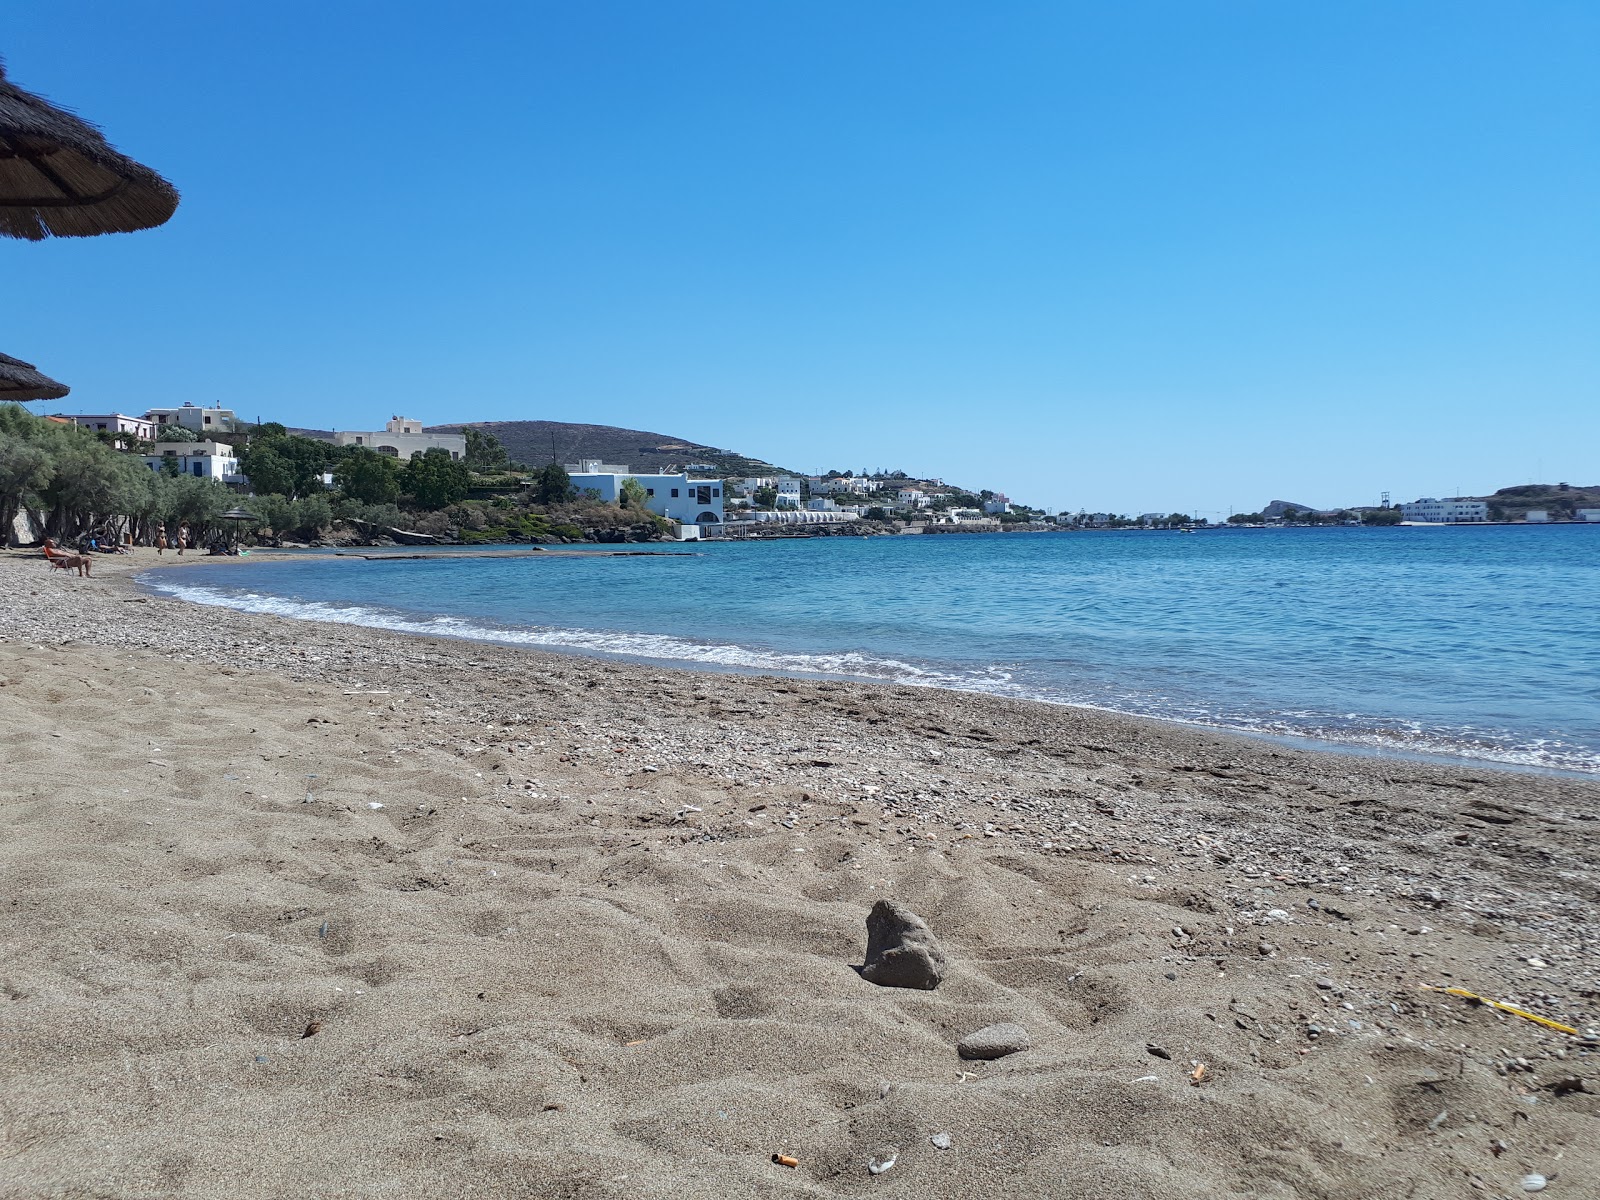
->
[2, 550, 1597, 1198]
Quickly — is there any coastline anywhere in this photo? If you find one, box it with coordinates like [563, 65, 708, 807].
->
[3, 549, 1598, 1197]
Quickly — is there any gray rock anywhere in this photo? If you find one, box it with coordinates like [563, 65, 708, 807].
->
[859, 900, 946, 990]
[958, 1022, 1030, 1060]
[930, 1132, 952, 1150]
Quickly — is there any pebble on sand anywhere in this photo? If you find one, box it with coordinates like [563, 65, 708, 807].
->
[958, 1022, 1030, 1060]
[859, 900, 946, 991]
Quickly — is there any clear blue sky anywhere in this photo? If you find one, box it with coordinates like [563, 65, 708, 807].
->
[6, 2, 1597, 515]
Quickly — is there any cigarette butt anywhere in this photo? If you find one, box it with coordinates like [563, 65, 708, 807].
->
[1191, 1063, 1207, 1084]
[771, 1154, 799, 1168]
[624, 1039, 646, 1046]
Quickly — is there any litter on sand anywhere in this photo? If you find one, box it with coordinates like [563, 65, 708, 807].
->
[1422, 985, 1580, 1036]
[771, 1154, 798, 1169]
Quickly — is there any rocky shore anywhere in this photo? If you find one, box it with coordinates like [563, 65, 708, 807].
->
[2, 550, 1597, 1198]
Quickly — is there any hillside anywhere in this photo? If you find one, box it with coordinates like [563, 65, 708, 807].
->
[428, 420, 795, 478]
[288, 419, 794, 478]
[1475, 482, 1600, 521]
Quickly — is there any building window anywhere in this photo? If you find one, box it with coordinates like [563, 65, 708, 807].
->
[671, 488, 679, 497]
[646, 488, 655, 496]
[712, 488, 720, 497]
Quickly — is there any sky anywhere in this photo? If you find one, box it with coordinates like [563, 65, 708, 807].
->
[5, 2, 1597, 516]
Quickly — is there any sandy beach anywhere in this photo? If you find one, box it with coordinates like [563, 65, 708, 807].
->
[2, 549, 1597, 1199]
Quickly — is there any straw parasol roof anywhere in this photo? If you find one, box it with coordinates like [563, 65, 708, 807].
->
[0, 351, 69, 401]
[0, 60, 178, 240]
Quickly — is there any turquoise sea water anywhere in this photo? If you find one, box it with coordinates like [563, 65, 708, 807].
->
[143, 526, 1600, 774]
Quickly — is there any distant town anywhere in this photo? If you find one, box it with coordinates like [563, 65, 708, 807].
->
[11, 402, 1598, 550]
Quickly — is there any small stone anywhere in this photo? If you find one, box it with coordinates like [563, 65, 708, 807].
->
[958, 1022, 1030, 1060]
[859, 900, 946, 990]
[1146, 1043, 1172, 1060]
[866, 1146, 898, 1175]
[930, 1132, 952, 1150]
[1521, 1173, 1546, 1193]
[1315, 977, 1336, 990]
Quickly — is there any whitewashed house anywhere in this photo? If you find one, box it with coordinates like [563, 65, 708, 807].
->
[68, 413, 155, 446]
[141, 441, 244, 482]
[896, 488, 930, 509]
[144, 403, 237, 435]
[1525, 510, 1551, 523]
[331, 416, 467, 461]
[983, 492, 1012, 515]
[1576, 509, 1600, 523]
[566, 461, 725, 526]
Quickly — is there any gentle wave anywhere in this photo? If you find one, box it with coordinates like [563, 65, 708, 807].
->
[144, 576, 1600, 776]
[143, 578, 1026, 693]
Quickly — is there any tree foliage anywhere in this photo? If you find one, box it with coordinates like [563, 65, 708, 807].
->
[334, 447, 401, 505]
[238, 431, 337, 499]
[528, 463, 575, 505]
[618, 476, 650, 511]
[402, 447, 471, 510]
[463, 428, 512, 471]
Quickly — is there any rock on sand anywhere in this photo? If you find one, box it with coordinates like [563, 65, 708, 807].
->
[859, 899, 946, 990]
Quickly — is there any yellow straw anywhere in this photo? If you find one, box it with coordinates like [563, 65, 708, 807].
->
[1421, 985, 1580, 1036]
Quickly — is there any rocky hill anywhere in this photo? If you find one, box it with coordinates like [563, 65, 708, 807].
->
[290, 419, 796, 478]
[427, 420, 794, 478]
[1475, 483, 1600, 521]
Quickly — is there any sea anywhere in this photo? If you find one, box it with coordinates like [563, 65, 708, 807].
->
[141, 525, 1600, 775]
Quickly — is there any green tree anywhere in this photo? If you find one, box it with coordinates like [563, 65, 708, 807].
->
[403, 447, 471, 510]
[157, 425, 200, 442]
[753, 486, 777, 509]
[529, 463, 575, 505]
[463, 428, 511, 471]
[335, 447, 401, 504]
[1362, 508, 1402, 526]
[0, 438, 52, 540]
[238, 442, 295, 496]
[618, 476, 650, 510]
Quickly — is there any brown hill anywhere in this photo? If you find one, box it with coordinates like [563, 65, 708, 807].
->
[1476, 482, 1600, 521]
[292, 419, 795, 478]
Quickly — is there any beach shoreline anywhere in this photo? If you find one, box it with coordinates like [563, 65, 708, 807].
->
[3, 548, 1598, 1197]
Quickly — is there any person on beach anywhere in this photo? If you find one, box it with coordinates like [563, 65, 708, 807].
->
[42, 538, 91, 577]
[176, 522, 189, 556]
[156, 523, 167, 555]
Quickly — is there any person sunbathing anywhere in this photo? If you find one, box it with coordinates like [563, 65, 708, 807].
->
[42, 539, 92, 577]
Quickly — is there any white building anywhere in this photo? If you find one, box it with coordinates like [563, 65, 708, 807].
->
[737, 475, 803, 508]
[810, 476, 874, 497]
[68, 413, 155, 445]
[896, 488, 931, 509]
[1400, 498, 1489, 524]
[566, 461, 725, 526]
[1525, 510, 1551, 523]
[331, 416, 467, 461]
[1576, 509, 1600, 523]
[141, 441, 243, 482]
[728, 510, 859, 527]
[144, 403, 237, 435]
[983, 492, 1012, 515]
[806, 497, 838, 512]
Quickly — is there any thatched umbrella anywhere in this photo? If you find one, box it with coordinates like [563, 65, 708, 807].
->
[0, 60, 178, 239]
[0, 351, 69, 401]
